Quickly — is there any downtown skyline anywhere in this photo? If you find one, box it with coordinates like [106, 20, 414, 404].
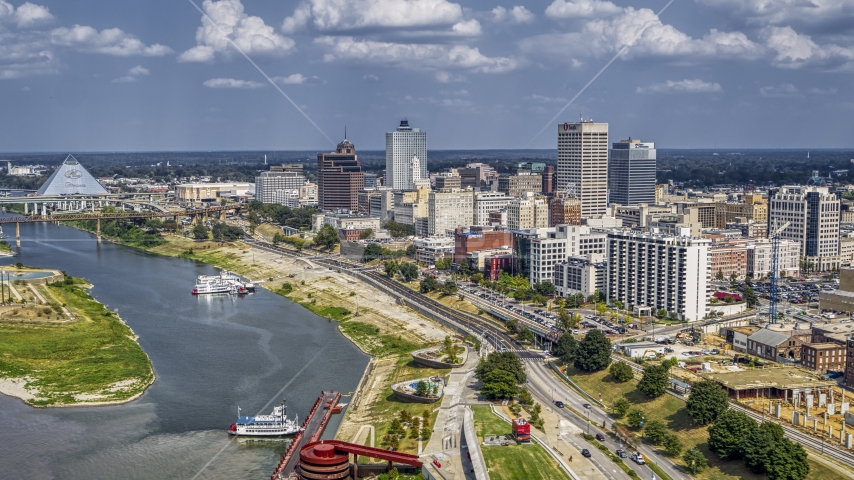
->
[0, 0, 852, 152]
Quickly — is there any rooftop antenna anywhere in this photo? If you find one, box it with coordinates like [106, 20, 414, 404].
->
[264, 154, 267, 165]
[344, 126, 347, 141]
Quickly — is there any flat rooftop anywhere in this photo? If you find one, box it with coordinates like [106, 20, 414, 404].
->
[702, 367, 836, 391]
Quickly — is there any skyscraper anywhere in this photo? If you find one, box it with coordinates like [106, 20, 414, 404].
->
[386, 119, 427, 190]
[608, 138, 656, 206]
[317, 138, 364, 212]
[769, 185, 841, 271]
[557, 121, 608, 217]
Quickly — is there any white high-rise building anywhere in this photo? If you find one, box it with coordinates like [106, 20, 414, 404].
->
[386, 119, 427, 190]
[557, 121, 609, 218]
[606, 231, 710, 322]
[769, 185, 841, 271]
[428, 189, 474, 236]
[474, 191, 513, 226]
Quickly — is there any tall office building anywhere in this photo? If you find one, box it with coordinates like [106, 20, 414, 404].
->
[769, 185, 841, 271]
[609, 138, 656, 206]
[557, 121, 609, 217]
[255, 165, 306, 205]
[386, 119, 427, 190]
[317, 138, 364, 212]
[507, 192, 549, 230]
[428, 189, 474, 236]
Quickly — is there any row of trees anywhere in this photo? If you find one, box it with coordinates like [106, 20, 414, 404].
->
[245, 200, 316, 230]
[552, 329, 612, 372]
[363, 243, 416, 262]
[384, 260, 419, 282]
[192, 222, 243, 242]
[475, 351, 525, 399]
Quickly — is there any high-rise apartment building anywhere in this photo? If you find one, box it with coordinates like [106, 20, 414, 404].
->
[520, 225, 607, 285]
[606, 231, 711, 321]
[557, 121, 609, 217]
[255, 167, 306, 205]
[507, 192, 549, 230]
[317, 139, 364, 212]
[769, 185, 841, 271]
[428, 189, 474, 236]
[386, 119, 427, 190]
[609, 138, 656, 206]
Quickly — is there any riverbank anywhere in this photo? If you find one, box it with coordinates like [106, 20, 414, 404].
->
[0, 275, 155, 407]
[0, 239, 12, 256]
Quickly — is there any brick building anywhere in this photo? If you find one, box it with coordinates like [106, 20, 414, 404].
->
[802, 343, 846, 372]
[453, 228, 513, 265]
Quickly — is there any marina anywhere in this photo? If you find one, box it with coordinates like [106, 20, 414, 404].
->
[193, 270, 256, 295]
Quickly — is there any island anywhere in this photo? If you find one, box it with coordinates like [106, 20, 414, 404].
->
[0, 267, 154, 407]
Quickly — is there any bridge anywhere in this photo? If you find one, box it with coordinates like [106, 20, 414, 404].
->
[1, 204, 241, 245]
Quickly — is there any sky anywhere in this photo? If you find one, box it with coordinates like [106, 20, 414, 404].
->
[0, 0, 852, 152]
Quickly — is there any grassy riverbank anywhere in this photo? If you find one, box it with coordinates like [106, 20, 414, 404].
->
[0, 277, 154, 407]
[0, 240, 12, 255]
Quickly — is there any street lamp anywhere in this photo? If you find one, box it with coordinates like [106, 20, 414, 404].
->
[0, 269, 5, 305]
[586, 407, 591, 434]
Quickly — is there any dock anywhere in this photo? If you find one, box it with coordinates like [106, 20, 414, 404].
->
[271, 390, 341, 480]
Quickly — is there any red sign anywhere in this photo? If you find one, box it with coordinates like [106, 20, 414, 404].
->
[563, 122, 569, 131]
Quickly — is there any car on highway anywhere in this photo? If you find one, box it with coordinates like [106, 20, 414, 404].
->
[631, 452, 645, 465]
[581, 449, 592, 458]
[583, 403, 592, 409]
[595, 433, 605, 441]
[555, 400, 565, 408]
[616, 449, 628, 458]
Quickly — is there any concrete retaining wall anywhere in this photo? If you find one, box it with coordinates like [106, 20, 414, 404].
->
[411, 346, 467, 369]
[392, 389, 442, 404]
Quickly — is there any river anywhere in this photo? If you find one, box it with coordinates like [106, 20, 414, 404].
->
[0, 218, 370, 480]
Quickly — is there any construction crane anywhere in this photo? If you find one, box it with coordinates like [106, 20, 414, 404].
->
[768, 221, 791, 324]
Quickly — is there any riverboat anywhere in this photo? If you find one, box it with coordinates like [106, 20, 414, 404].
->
[191, 280, 233, 295]
[228, 400, 302, 437]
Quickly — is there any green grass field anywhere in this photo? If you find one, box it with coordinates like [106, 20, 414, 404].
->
[0, 281, 154, 406]
[472, 406, 571, 480]
[560, 364, 849, 480]
[339, 321, 423, 357]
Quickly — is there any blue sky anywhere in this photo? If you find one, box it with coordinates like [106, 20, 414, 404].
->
[0, 0, 852, 152]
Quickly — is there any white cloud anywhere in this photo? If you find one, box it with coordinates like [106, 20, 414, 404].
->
[272, 73, 322, 84]
[760, 26, 854, 69]
[696, 0, 854, 33]
[492, 6, 535, 23]
[50, 25, 172, 56]
[283, 0, 464, 32]
[637, 79, 723, 94]
[525, 93, 568, 103]
[363, 74, 380, 82]
[759, 83, 800, 97]
[451, 19, 481, 36]
[521, 7, 763, 63]
[203, 78, 265, 88]
[809, 87, 838, 95]
[439, 98, 472, 107]
[315, 36, 518, 73]
[545, 0, 620, 19]
[180, 0, 295, 63]
[112, 65, 150, 83]
[435, 71, 466, 82]
[10, 1, 53, 28]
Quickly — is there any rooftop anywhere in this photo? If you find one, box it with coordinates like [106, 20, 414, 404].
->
[702, 367, 836, 391]
[803, 343, 845, 350]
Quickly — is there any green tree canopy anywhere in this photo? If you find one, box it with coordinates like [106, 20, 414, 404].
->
[765, 437, 809, 480]
[708, 409, 757, 460]
[519, 327, 534, 343]
[470, 273, 484, 284]
[480, 369, 520, 399]
[683, 447, 709, 473]
[662, 433, 682, 457]
[192, 224, 210, 240]
[574, 329, 612, 372]
[743, 285, 758, 308]
[476, 351, 526, 384]
[612, 397, 631, 418]
[644, 419, 668, 444]
[626, 408, 645, 429]
[686, 380, 729, 425]
[441, 280, 458, 295]
[382, 220, 416, 238]
[383, 260, 400, 278]
[363, 243, 383, 262]
[435, 257, 452, 270]
[553, 333, 578, 366]
[637, 364, 669, 398]
[533, 280, 556, 296]
[419, 276, 439, 293]
[399, 263, 419, 282]
[609, 362, 634, 382]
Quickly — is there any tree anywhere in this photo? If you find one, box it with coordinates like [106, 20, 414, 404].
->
[686, 380, 729, 425]
[363, 243, 383, 262]
[480, 369, 520, 399]
[657, 309, 668, 321]
[415, 381, 429, 397]
[435, 257, 452, 270]
[517, 388, 534, 406]
[743, 285, 758, 308]
[359, 228, 374, 240]
[644, 419, 668, 444]
[315, 224, 340, 249]
[384, 260, 400, 278]
[765, 437, 809, 480]
[399, 263, 419, 282]
[741, 424, 776, 473]
[441, 280, 458, 295]
[596, 303, 607, 316]
[519, 327, 534, 343]
[637, 364, 669, 398]
[531, 293, 548, 307]
[192, 224, 209, 240]
[471, 273, 484, 284]
[477, 351, 526, 384]
[716, 269, 724, 281]
[420, 276, 439, 293]
[662, 433, 682, 457]
[574, 330, 611, 372]
[609, 362, 634, 382]
[506, 318, 519, 334]
[405, 244, 416, 257]
[626, 408, 645, 429]
[383, 220, 416, 238]
[553, 333, 578, 365]
[708, 409, 757, 460]
[612, 397, 631, 418]
[533, 281, 556, 296]
[557, 307, 572, 331]
[683, 448, 708, 473]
